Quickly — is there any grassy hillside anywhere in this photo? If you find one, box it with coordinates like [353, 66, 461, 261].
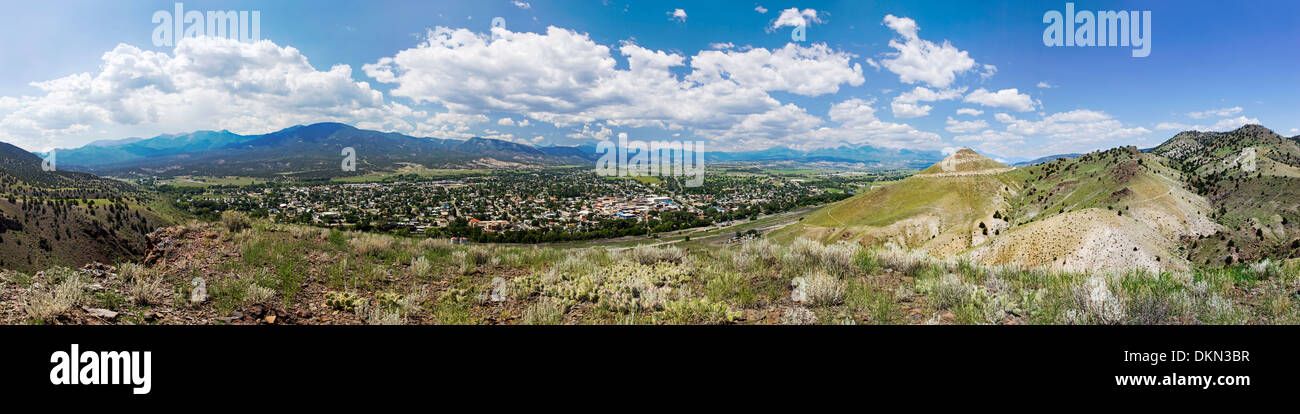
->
[1154, 125, 1300, 266]
[777, 141, 1253, 273]
[0, 142, 172, 271]
[980, 147, 1217, 271]
[772, 173, 1014, 257]
[3, 219, 1297, 325]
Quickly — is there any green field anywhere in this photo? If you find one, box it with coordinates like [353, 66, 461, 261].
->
[331, 167, 492, 183]
[161, 176, 268, 187]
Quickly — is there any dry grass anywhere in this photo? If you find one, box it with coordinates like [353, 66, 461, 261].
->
[245, 283, 277, 304]
[733, 239, 780, 271]
[220, 210, 252, 233]
[409, 256, 432, 278]
[350, 233, 396, 255]
[626, 245, 685, 265]
[120, 262, 167, 306]
[522, 297, 567, 325]
[780, 307, 818, 325]
[22, 268, 88, 322]
[798, 271, 844, 307]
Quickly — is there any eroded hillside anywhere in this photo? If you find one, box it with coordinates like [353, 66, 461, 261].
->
[778, 126, 1300, 273]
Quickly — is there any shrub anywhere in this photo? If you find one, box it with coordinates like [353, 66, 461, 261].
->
[658, 297, 740, 324]
[120, 263, 166, 306]
[704, 270, 757, 308]
[929, 274, 976, 311]
[598, 277, 674, 313]
[220, 210, 251, 233]
[22, 268, 87, 321]
[784, 238, 823, 271]
[733, 239, 780, 271]
[797, 271, 844, 307]
[400, 285, 431, 312]
[1249, 259, 1280, 279]
[325, 291, 366, 312]
[1200, 293, 1245, 324]
[355, 300, 404, 325]
[844, 280, 900, 324]
[508, 274, 542, 300]
[522, 297, 567, 325]
[627, 245, 685, 265]
[1065, 276, 1125, 324]
[874, 243, 936, 275]
[854, 249, 881, 274]
[779, 307, 818, 325]
[454, 245, 494, 275]
[820, 242, 859, 276]
[349, 233, 395, 255]
[245, 283, 277, 304]
[409, 256, 432, 279]
[417, 237, 452, 251]
[327, 230, 348, 249]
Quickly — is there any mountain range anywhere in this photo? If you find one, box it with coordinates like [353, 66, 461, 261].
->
[38, 122, 948, 177]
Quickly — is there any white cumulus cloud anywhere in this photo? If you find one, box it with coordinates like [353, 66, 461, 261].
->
[0, 36, 410, 151]
[771, 8, 822, 30]
[880, 15, 977, 88]
[957, 109, 1150, 158]
[963, 88, 1036, 112]
[668, 9, 688, 22]
[795, 98, 942, 149]
[945, 116, 988, 133]
[889, 86, 964, 118]
[687, 43, 864, 96]
[364, 26, 869, 148]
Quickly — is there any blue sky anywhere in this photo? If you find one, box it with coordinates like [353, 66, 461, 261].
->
[0, 0, 1296, 160]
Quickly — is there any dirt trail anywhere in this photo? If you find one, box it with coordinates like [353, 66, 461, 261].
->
[915, 167, 1014, 177]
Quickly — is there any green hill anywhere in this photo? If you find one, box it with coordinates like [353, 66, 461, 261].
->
[0, 142, 170, 271]
[774, 127, 1300, 273]
[1152, 124, 1300, 266]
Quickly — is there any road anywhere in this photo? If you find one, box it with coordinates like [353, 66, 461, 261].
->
[601, 205, 819, 251]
